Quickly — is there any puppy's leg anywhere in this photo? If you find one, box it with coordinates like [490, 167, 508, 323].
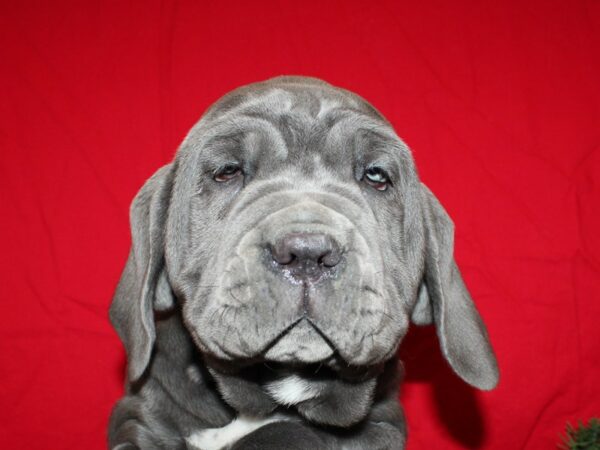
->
[186, 414, 290, 450]
[229, 421, 328, 450]
[226, 416, 405, 450]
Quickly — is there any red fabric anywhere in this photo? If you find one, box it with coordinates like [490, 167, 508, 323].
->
[1, 1, 598, 449]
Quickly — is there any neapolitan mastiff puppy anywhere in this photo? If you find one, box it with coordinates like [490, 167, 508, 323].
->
[109, 76, 498, 449]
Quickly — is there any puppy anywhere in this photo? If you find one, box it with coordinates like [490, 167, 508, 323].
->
[109, 76, 498, 449]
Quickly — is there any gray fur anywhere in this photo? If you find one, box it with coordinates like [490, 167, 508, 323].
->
[109, 76, 498, 449]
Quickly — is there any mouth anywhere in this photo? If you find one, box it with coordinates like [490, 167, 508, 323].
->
[261, 315, 337, 364]
[206, 331, 384, 384]
[260, 278, 358, 366]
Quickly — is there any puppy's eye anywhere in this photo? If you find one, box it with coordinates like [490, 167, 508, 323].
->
[364, 167, 390, 191]
[214, 164, 242, 182]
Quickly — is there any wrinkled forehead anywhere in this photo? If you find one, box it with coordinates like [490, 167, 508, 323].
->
[180, 77, 405, 166]
[203, 76, 388, 125]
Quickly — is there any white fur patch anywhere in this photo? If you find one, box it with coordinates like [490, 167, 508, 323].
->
[265, 374, 322, 406]
[186, 414, 287, 450]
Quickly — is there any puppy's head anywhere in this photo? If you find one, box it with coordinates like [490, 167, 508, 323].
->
[110, 76, 498, 393]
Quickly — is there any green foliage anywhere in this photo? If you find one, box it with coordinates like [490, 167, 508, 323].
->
[559, 418, 600, 450]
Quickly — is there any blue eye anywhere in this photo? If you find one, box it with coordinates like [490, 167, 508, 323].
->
[364, 167, 390, 191]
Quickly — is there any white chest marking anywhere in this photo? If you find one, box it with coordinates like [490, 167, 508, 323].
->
[186, 414, 288, 450]
[265, 374, 322, 406]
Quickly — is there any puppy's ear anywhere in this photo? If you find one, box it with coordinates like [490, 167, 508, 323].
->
[110, 165, 175, 382]
[411, 184, 499, 390]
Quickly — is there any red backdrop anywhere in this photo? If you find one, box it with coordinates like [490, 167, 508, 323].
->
[1, 1, 598, 449]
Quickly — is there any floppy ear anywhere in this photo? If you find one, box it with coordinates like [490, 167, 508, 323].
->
[109, 164, 175, 382]
[411, 184, 499, 390]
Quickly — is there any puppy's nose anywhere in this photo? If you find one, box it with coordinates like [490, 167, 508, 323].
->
[271, 233, 342, 280]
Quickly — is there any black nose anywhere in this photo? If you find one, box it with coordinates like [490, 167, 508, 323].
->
[271, 233, 342, 281]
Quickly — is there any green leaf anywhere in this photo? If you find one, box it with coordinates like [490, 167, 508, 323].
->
[558, 418, 600, 450]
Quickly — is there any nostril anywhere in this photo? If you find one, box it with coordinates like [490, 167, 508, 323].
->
[320, 250, 340, 268]
[271, 242, 296, 265]
[270, 232, 342, 272]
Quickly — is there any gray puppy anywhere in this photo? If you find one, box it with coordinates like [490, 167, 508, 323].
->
[109, 76, 498, 450]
